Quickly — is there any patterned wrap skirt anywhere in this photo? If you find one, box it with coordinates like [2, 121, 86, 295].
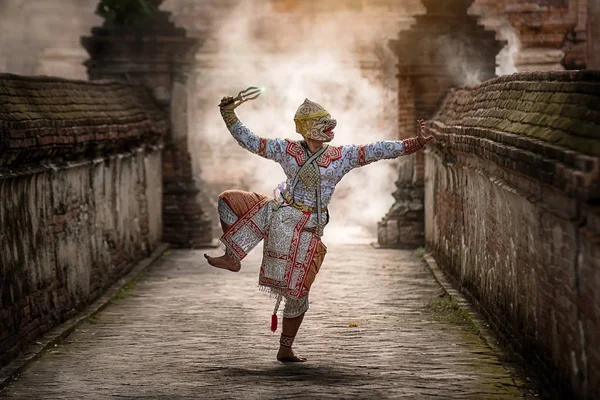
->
[218, 190, 327, 317]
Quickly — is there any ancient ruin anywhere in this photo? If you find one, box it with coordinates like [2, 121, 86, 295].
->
[0, 1, 599, 398]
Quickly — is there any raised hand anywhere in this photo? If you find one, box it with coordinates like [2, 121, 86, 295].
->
[417, 119, 435, 147]
[219, 95, 242, 110]
[219, 87, 264, 110]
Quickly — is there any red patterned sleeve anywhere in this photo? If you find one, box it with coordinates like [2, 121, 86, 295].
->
[357, 145, 367, 166]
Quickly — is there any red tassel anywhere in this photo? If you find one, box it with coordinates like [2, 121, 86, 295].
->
[270, 313, 278, 333]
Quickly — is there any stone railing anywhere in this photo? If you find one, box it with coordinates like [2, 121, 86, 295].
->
[425, 70, 599, 399]
[0, 74, 167, 367]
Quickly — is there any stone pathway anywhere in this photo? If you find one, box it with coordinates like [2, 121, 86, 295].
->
[1, 245, 528, 399]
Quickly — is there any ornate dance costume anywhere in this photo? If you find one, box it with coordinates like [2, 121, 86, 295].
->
[218, 98, 424, 329]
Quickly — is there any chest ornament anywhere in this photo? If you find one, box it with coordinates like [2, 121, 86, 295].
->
[285, 140, 342, 168]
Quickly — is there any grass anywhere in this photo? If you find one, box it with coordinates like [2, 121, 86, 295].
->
[427, 294, 478, 333]
[110, 281, 139, 304]
[415, 247, 426, 259]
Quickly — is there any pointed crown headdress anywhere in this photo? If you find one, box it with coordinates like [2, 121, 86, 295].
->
[293, 98, 330, 136]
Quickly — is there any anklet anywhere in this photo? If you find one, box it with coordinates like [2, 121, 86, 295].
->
[280, 335, 295, 348]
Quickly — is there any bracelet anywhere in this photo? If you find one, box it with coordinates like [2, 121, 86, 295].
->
[220, 108, 239, 127]
[402, 137, 425, 155]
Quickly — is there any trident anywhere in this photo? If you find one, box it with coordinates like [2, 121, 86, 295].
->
[219, 86, 264, 108]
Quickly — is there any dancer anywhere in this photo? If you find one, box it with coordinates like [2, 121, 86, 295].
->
[205, 88, 433, 362]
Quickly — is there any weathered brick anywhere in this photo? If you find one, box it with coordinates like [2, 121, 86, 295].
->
[0, 74, 168, 170]
[427, 70, 600, 399]
[0, 73, 169, 372]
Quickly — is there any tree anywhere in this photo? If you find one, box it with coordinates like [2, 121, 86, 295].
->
[95, 0, 162, 25]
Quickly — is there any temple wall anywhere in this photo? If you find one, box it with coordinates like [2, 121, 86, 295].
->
[425, 71, 600, 399]
[472, 0, 588, 70]
[0, 74, 167, 367]
[589, 0, 600, 69]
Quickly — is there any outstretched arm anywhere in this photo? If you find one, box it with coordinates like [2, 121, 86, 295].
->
[220, 98, 287, 163]
[341, 120, 434, 169]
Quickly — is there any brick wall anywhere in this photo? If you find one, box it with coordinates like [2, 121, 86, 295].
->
[589, 0, 600, 69]
[472, 0, 588, 70]
[379, 0, 502, 248]
[0, 74, 168, 367]
[425, 70, 600, 399]
[81, 12, 213, 248]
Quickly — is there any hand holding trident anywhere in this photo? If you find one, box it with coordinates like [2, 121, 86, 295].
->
[219, 87, 265, 110]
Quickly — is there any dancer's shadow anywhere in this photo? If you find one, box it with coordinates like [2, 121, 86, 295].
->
[221, 364, 377, 385]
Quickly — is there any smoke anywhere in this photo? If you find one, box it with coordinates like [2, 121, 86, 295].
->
[437, 35, 484, 86]
[185, 0, 407, 244]
[495, 25, 520, 76]
[468, 2, 520, 76]
[0, 0, 99, 78]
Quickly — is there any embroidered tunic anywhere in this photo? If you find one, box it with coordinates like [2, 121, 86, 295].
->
[219, 118, 422, 302]
[227, 120, 413, 222]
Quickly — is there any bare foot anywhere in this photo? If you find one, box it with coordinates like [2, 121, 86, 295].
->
[277, 347, 307, 362]
[204, 253, 240, 272]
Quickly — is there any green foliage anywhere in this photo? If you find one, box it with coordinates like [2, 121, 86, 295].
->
[427, 294, 478, 333]
[415, 247, 426, 260]
[96, 0, 160, 25]
[111, 282, 137, 303]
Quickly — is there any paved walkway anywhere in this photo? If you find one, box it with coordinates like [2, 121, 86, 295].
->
[1, 245, 528, 399]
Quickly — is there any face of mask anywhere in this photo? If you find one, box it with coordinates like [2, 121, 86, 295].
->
[304, 114, 337, 142]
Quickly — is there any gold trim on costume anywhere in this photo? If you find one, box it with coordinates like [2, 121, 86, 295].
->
[220, 109, 239, 127]
[293, 110, 330, 121]
[282, 191, 327, 213]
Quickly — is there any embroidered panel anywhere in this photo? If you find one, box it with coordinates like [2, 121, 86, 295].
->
[317, 145, 343, 168]
[297, 163, 321, 189]
[283, 295, 309, 318]
[285, 140, 343, 168]
[219, 196, 324, 299]
[220, 198, 272, 260]
[402, 137, 423, 155]
[217, 198, 239, 225]
[258, 137, 267, 158]
[285, 139, 307, 165]
[259, 206, 321, 299]
[358, 145, 367, 166]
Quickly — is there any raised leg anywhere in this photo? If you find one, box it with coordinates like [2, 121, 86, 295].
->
[205, 190, 269, 272]
[204, 220, 240, 272]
